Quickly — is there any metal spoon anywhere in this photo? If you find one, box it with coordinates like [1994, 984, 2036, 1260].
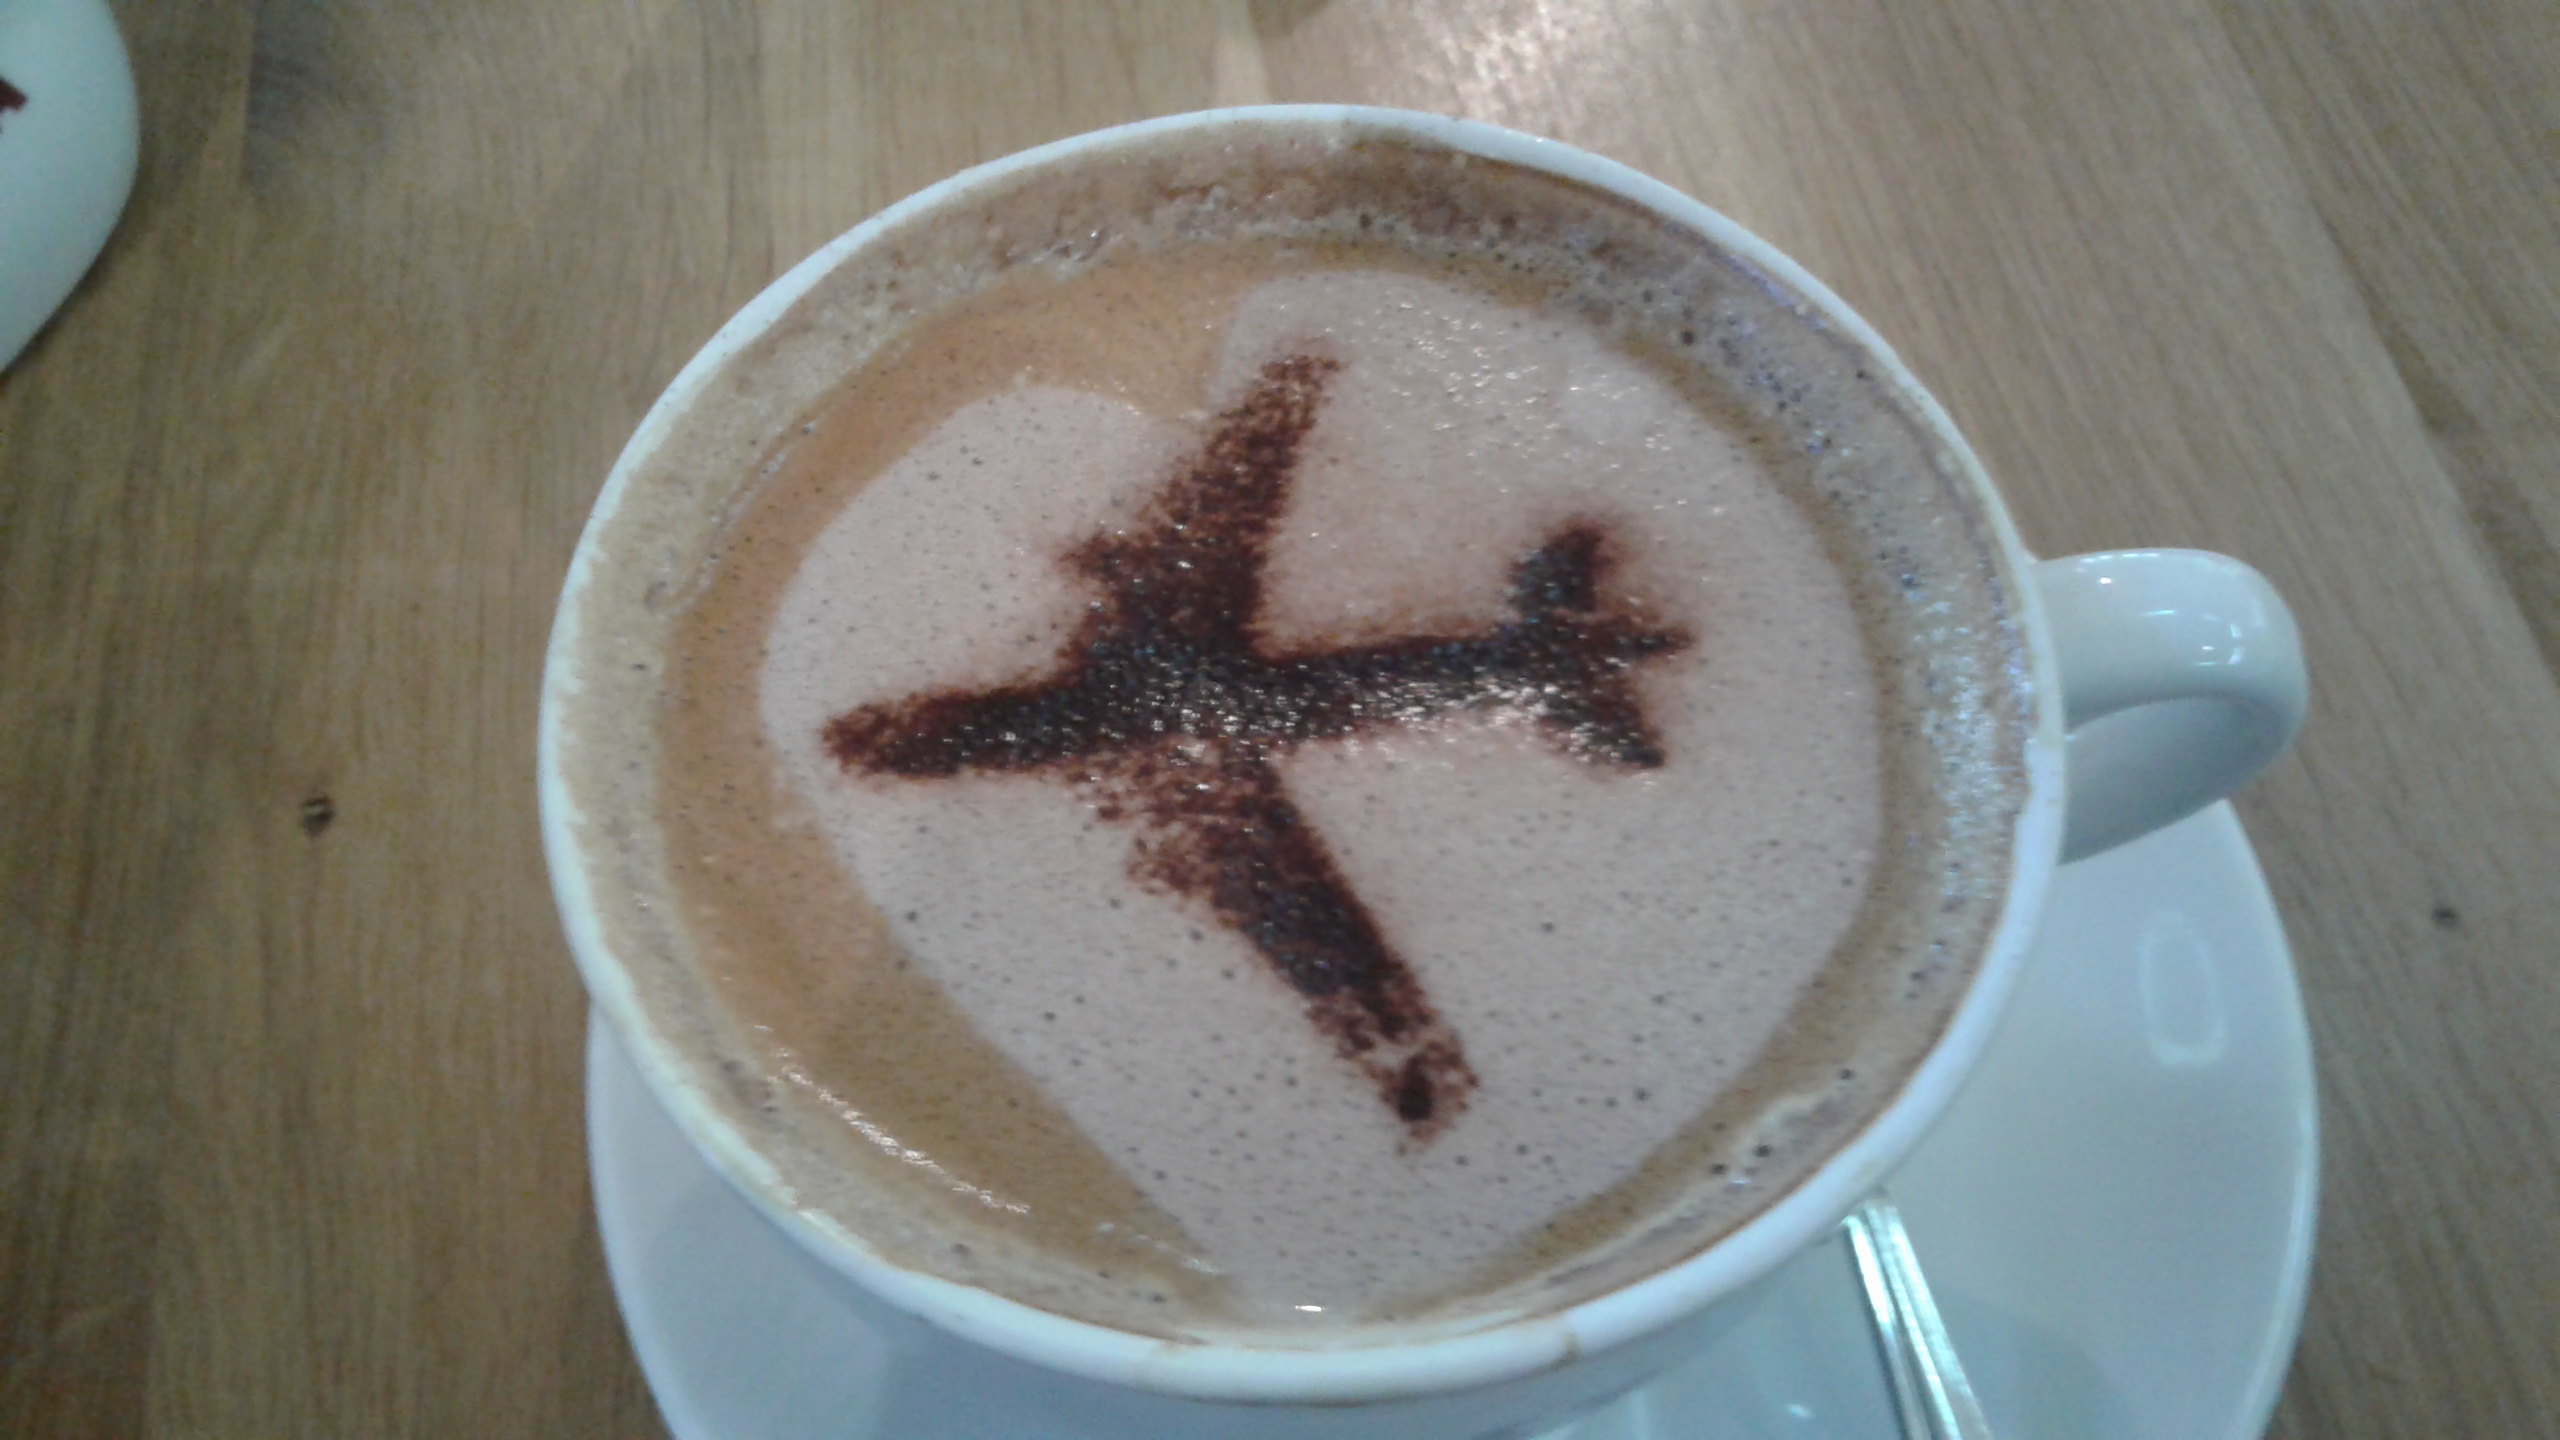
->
[1842, 1192, 1999, 1440]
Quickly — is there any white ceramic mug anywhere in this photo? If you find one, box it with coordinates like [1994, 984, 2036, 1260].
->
[0, 0, 138, 369]
[542, 106, 2305, 1440]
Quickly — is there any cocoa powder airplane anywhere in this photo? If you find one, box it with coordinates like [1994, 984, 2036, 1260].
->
[824, 355, 1693, 1140]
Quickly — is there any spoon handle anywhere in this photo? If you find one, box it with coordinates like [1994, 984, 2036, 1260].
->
[1844, 1192, 1999, 1440]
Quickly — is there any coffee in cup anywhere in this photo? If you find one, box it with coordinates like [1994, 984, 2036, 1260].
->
[548, 117, 2040, 1342]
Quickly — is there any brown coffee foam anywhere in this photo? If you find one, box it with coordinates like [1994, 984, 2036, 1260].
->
[555, 120, 2029, 1337]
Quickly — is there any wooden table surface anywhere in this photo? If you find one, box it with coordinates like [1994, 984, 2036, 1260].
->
[5, 3, 2554, 1436]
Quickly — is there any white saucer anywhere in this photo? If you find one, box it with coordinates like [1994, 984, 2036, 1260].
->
[587, 802, 2317, 1440]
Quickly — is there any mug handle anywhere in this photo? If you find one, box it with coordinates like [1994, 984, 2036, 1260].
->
[2033, 550, 2307, 861]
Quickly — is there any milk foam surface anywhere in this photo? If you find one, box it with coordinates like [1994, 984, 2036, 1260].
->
[760, 272, 1880, 1318]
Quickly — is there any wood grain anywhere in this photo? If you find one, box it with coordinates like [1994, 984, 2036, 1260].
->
[3, 2, 2552, 1435]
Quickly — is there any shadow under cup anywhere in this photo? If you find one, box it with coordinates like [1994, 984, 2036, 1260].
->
[540, 106, 2066, 1426]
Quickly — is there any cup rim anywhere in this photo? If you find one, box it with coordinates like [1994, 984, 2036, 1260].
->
[539, 103, 2068, 1405]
